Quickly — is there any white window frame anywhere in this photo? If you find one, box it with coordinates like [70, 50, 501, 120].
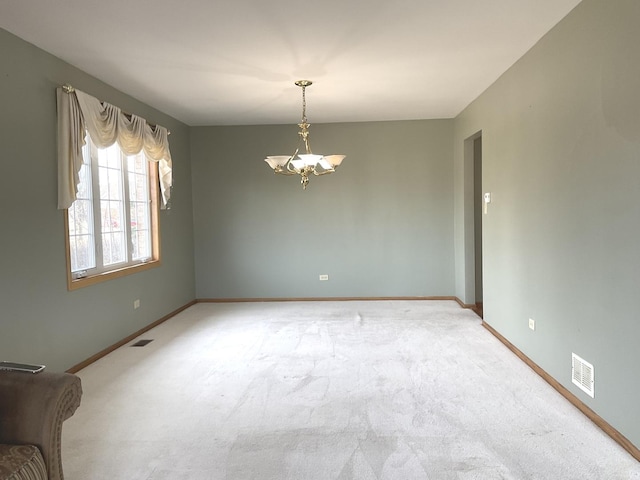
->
[65, 134, 160, 290]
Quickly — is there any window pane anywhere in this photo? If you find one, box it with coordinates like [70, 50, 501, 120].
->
[68, 204, 77, 236]
[102, 234, 112, 265]
[101, 200, 126, 265]
[127, 152, 145, 173]
[109, 232, 125, 265]
[99, 167, 124, 200]
[76, 164, 91, 199]
[70, 199, 93, 235]
[129, 173, 148, 202]
[107, 145, 121, 169]
[133, 230, 150, 259]
[131, 230, 139, 259]
[78, 201, 92, 234]
[108, 169, 123, 199]
[130, 206, 150, 260]
[128, 154, 148, 202]
[102, 232, 125, 266]
[134, 154, 145, 172]
[101, 200, 124, 232]
[68, 153, 95, 276]
[134, 203, 149, 230]
[97, 146, 107, 167]
[127, 153, 151, 261]
[98, 145, 126, 268]
[97, 143, 121, 169]
[70, 235, 94, 272]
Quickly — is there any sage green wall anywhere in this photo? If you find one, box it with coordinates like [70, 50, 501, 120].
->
[0, 29, 196, 372]
[191, 120, 454, 299]
[453, 0, 640, 447]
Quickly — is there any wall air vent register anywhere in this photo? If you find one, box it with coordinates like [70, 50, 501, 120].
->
[571, 352, 594, 398]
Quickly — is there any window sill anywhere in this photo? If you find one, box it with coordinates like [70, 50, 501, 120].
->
[67, 259, 161, 291]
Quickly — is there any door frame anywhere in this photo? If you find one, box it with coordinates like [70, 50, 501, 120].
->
[463, 130, 483, 314]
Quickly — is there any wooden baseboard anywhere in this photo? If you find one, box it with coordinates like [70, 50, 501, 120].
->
[482, 320, 640, 462]
[198, 296, 458, 303]
[66, 300, 197, 374]
[454, 297, 473, 309]
[453, 298, 483, 318]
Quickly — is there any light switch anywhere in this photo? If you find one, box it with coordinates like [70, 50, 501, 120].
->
[483, 192, 491, 214]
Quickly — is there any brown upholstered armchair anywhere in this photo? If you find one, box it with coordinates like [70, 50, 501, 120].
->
[0, 371, 82, 480]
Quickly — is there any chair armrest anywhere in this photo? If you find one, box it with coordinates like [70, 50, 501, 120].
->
[0, 371, 82, 480]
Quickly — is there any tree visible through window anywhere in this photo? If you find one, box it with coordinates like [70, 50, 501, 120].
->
[66, 135, 159, 288]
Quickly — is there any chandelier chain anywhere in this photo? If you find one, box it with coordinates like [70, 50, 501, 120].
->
[301, 84, 307, 123]
[298, 83, 311, 153]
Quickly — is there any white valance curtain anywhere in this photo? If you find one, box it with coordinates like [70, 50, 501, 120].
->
[57, 86, 172, 209]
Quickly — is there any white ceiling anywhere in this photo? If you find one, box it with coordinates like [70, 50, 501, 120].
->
[0, 0, 582, 126]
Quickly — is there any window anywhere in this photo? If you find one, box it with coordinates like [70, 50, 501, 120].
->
[66, 135, 160, 289]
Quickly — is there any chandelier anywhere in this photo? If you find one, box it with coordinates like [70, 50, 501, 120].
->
[264, 80, 346, 189]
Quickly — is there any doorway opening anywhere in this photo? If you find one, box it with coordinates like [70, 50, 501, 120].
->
[463, 131, 483, 318]
[473, 135, 483, 318]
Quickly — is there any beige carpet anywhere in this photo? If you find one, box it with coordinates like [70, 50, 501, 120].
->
[62, 301, 640, 479]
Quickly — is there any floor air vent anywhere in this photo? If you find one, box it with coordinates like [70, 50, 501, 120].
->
[131, 339, 154, 347]
[571, 353, 594, 398]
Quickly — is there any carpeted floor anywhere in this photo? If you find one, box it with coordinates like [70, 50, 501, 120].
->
[62, 301, 640, 479]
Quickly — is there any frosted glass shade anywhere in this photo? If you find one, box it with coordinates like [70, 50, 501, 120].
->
[289, 159, 304, 170]
[318, 158, 333, 170]
[297, 154, 324, 166]
[265, 156, 290, 169]
[325, 155, 345, 167]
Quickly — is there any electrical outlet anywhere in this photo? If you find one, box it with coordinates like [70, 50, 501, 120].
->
[319, 274, 329, 281]
[528, 318, 535, 331]
[134, 299, 140, 309]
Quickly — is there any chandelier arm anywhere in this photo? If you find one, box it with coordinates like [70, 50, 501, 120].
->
[286, 163, 298, 174]
[286, 146, 301, 174]
[274, 168, 296, 176]
[312, 168, 336, 176]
